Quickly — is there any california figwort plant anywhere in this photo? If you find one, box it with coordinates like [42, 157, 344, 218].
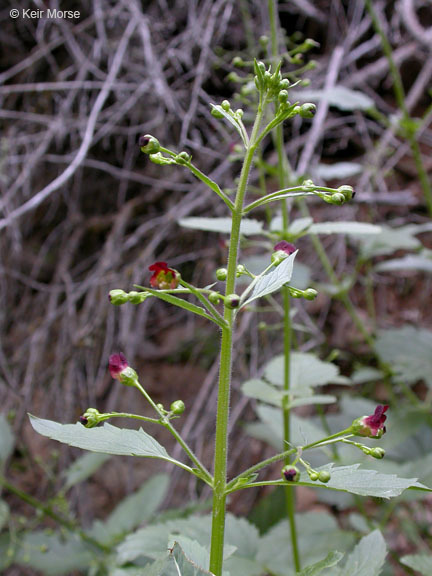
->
[29, 58, 430, 576]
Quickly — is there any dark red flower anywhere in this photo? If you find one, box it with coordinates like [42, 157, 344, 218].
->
[274, 241, 296, 255]
[149, 261, 180, 289]
[351, 405, 389, 438]
[109, 353, 128, 380]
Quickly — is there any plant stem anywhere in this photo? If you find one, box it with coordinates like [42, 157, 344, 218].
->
[209, 97, 265, 576]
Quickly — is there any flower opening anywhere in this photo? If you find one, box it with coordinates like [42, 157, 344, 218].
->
[109, 353, 128, 380]
[274, 241, 296, 255]
[149, 261, 180, 290]
[351, 404, 388, 438]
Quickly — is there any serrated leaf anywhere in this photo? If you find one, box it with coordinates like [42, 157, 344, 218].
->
[293, 86, 375, 111]
[315, 162, 363, 180]
[342, 530, 386, 576]
[178, 217, 263, 236]
[375, 327, 432, 388]
[170, 541, 216, 576]
[375, 254, 432, 274]
[401, 554, 432, 575]
[242, 251, 297, 307]
[309, 222, 381, 236]
[300, 464, 426, 498]
[297, 550, 344, 575]
[211, 103, 247, 147]
[264, 352, 346, 389]
[89, 474, 170, 545]
[29, 416, 185, 468]
[15, 532, 94, 575]
[64, 452, 111, 489]
[0, 414, 14, 465]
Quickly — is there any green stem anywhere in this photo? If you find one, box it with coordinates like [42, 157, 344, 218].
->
[0, 476, 110, 553]
[133, 380, 213, 484]
[209, 96, 265, 576]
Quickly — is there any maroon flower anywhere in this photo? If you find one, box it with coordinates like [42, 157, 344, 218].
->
[149, 261, 180, 290]
[351, 405, 389, 439]
[274, 241, 296, 255]
[281, 465, 300, 482]
[109, 353, 128, 381]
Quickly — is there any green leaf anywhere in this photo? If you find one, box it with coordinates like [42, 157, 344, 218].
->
[375, 326, 432, 388]
[297, 550, 344, 575]
[270, 216, 313, 236]
[257, 512, 355, 576]
[315, 162, 363, 180]
[241, 379, 336, 408]
[169, 541, 216, 576]
[293, 86, 375, 111]
[15, 532, 95, 575]
[375, 253, 432, 274]
[401, 554, 432, 575]
[356, 224, 421, 258]
[89, 474, 170, 545]
[0, 414, 14, 465]
[309, 222, 381, 236]
[299, 464, 426, 498]
[210, 103, 247, 147]
[342, 530, 386, 576]
[178, 217, 263, 236]
[264, 352, 350, 389]
[242, 251, 298, 307]
[64, 452, 111, 489]
[29, 416, 187, 469]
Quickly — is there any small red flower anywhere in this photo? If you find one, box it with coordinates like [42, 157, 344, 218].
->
[109, 353, 128, 380]
[274, 241, 296, 255]
[149, 261, 180, 289]
[352, 405, 389, 438]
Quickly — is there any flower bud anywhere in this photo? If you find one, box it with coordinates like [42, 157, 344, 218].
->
[139, 134, 161, 154]
[209, 291, 221, 304]
[318, 470, 331, 483]
[216, 268, 227, 281]
[281, 465, 300, 482]
[232, 56, 244, 67]
[278, 90, 289, 104]
[156, 403, 165, 412]
[170, 400, 185, 415]
[299, 103, 316, 118]
[370, 447, 385, 459]
[225, 294, 240, 309]
[351, 405, 388, 439]
[259, 35, 269, 48]
[326, 193, 345, 205]
[337, 185, 355, 201]
[221, 100, 231, 112]
[211, 107, 224, 119]
[303, 288, 318, 301]
[279, 79, 290, 90]
[128, 291, 149, 305]
[176, 151, 191, 165]
[307, 470, 319, 481]
[109, 354, 139, 387]
[109, 289, 129, 305]
[236, 264, 246, 277]
[79, 408, 101, 428]
[235, 109, 244, 119]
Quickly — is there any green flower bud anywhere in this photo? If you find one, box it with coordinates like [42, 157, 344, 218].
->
[221, 100, 231, 112]
[79, 408, 101, 428]
[128, 291, 149, 305]
[176, 151, 191, 165]
[209, 291, 221, 304]
[236, 264, 246, 277]
[279, 79, 290, 90]
[149, 153, 175, 165]
[211, 106, 224, 119]
[216, 268, 228, 281]
[318, 470, 331, 483]
[232, 56, 244, 67]
[278, 90, 289, 104]
[325, 193, 345, 206]
[308, 470, 319, 481]
[139, 134, 161, 154]
[170, 400, 185, 415]
[109, 289, 129, 305]
[156, 403, 165, 412]
[282, 465, 300, 482]
[225, 294, 240, 309]
[370, 447, 385, 459]
[235, 109, 244, 119]
[227, 72, 241, 83]
[257, 61, 266, 74]
[119, 366, 139, 387]
[299, 103, 316, 118]
[259, 35, 269, 47]
[337, 185, 355, 201]
[303, 288, 318, 301]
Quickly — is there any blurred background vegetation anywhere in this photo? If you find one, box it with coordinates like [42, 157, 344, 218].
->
[0, 1, 432, 574]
